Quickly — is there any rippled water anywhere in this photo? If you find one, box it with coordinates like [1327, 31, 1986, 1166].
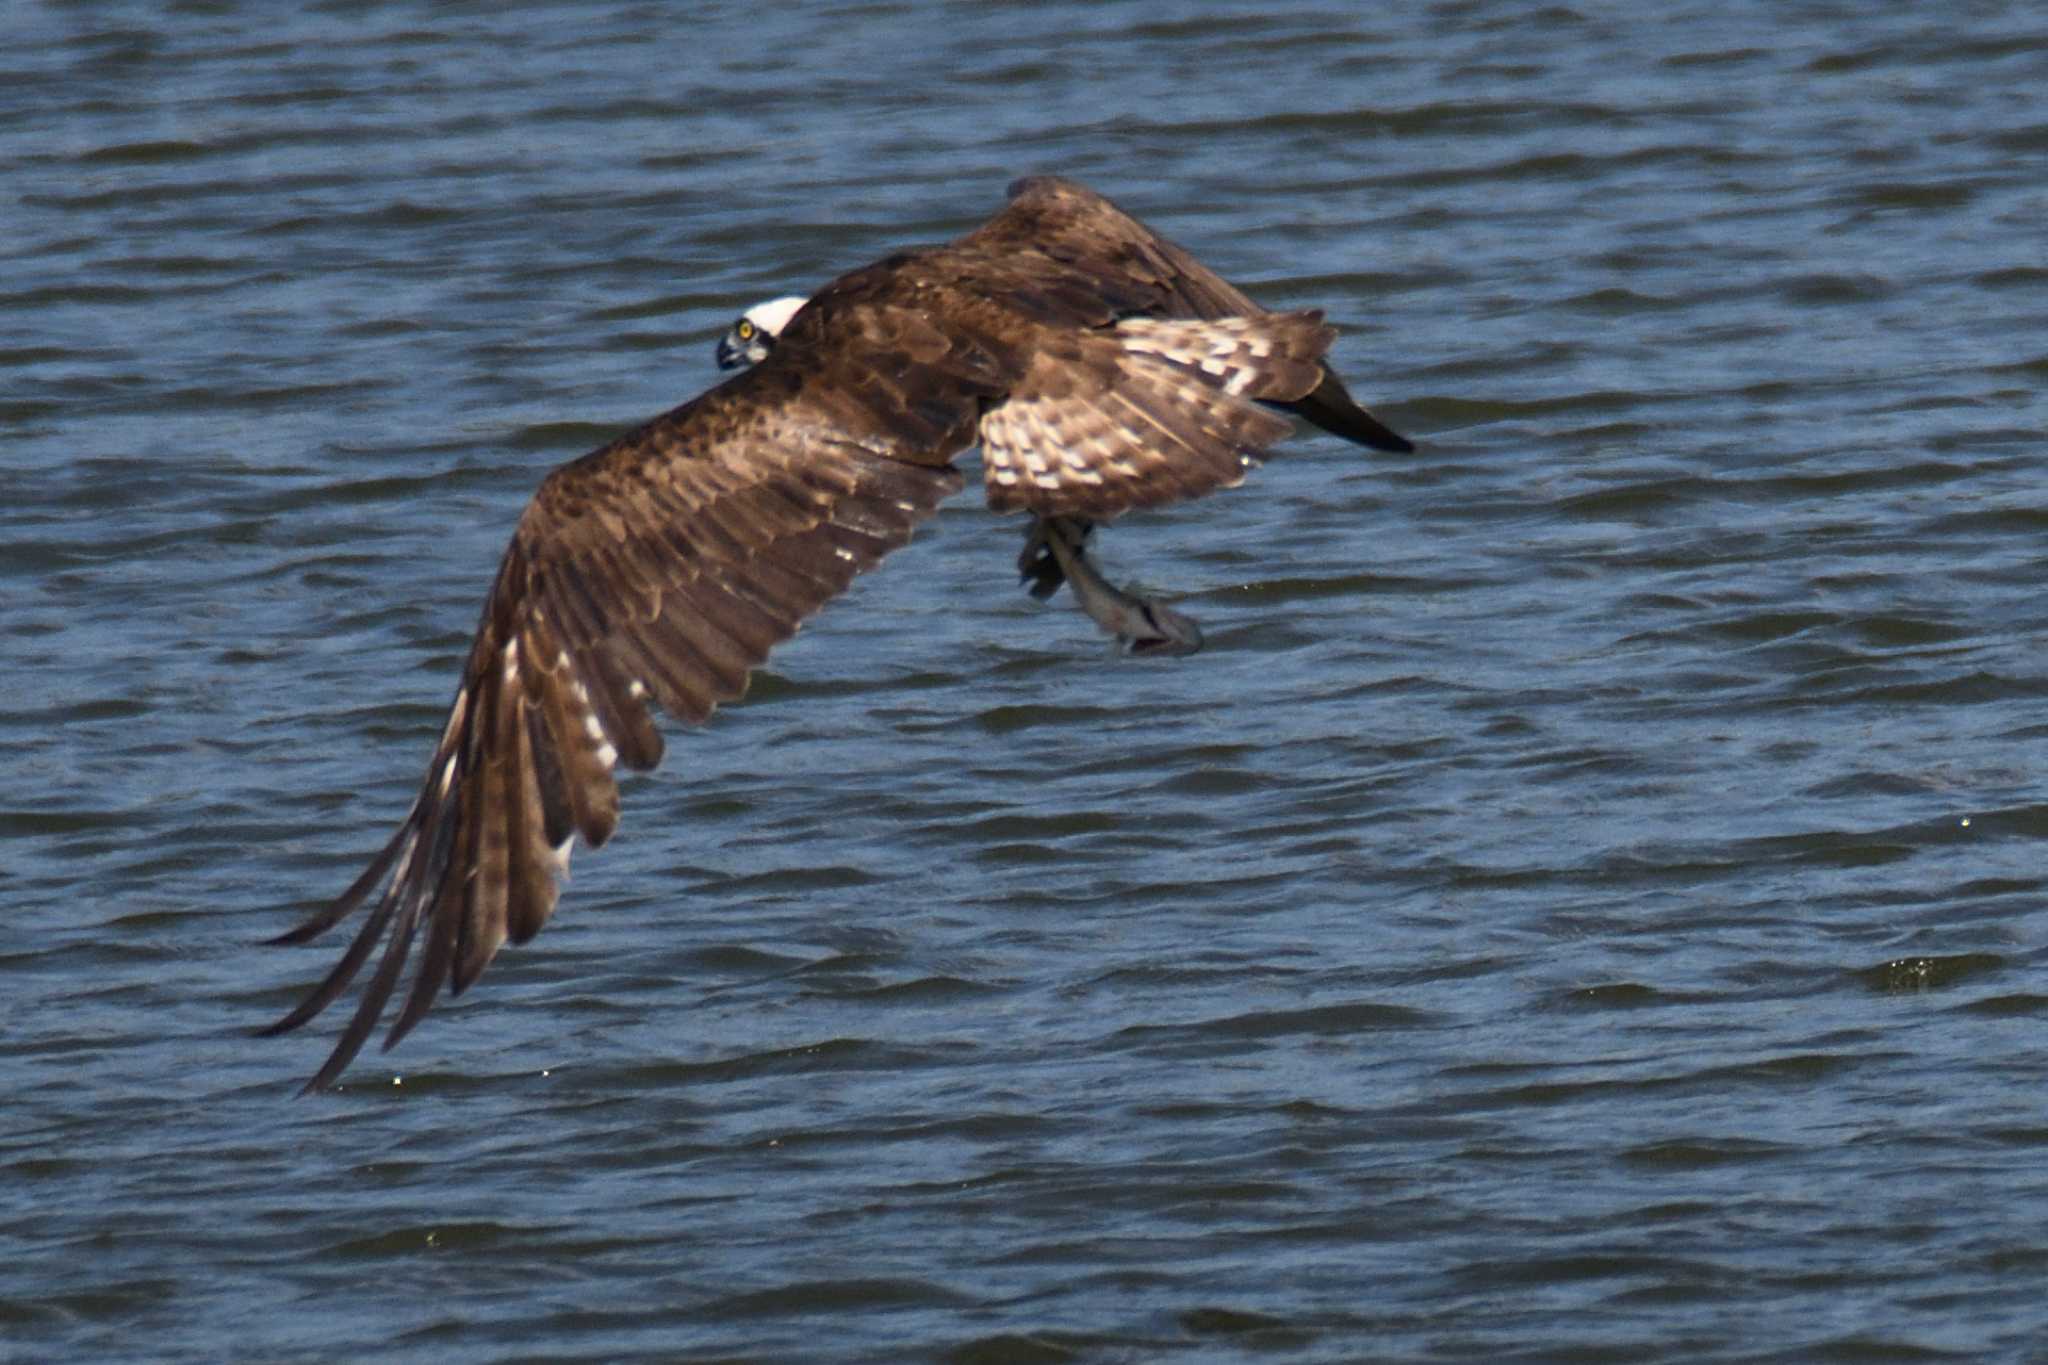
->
[7, 2, 2048, 1360]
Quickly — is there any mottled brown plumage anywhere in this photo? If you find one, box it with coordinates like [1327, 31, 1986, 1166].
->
[262, 176, 1411, 1091]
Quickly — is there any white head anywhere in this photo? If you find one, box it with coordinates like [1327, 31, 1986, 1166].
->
[715, 295, 809, 370]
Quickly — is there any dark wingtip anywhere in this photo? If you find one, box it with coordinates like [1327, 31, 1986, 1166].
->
[250, 1017, 346, 1097]
[295, 1052, 350, 1097]
[263, 919, 327, 948]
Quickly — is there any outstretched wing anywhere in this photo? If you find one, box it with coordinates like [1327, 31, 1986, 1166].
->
[959, 176, 1413, 454]
[262, 353, 972, 1092]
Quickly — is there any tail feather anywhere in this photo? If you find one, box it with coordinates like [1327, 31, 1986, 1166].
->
[1284, 368, 1414, 453]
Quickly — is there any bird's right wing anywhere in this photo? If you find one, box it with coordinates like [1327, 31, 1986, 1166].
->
[261, 367, 966, 1093]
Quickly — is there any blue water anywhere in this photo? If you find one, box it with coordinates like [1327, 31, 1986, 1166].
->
[6, 3, 2048, 1360]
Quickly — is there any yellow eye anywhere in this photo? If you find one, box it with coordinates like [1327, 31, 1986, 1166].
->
[736, 320, 754, 339]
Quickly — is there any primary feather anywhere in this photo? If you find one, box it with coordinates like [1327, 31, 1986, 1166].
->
[263, 176, 1411, 1091]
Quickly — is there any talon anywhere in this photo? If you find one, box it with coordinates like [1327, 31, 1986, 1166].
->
[1017, 517, 1066, 599]
[1038, 520, 1200, 657]
[1018, 515, 1095, 600]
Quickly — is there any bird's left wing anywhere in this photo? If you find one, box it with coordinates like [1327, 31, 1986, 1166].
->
[957, 176, 1412, 455]
[262, 370, 966, 1092]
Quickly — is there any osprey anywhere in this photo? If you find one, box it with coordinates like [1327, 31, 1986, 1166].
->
[261, 175, 1413, 1092]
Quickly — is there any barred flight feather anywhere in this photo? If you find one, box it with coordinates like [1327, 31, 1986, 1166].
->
[263, 174, 1408, 1092]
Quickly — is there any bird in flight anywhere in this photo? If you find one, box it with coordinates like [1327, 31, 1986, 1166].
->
[261, 175, 1412, 1092]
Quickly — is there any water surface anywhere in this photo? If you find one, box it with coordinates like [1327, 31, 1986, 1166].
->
[6, 3, 2048, 1360]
